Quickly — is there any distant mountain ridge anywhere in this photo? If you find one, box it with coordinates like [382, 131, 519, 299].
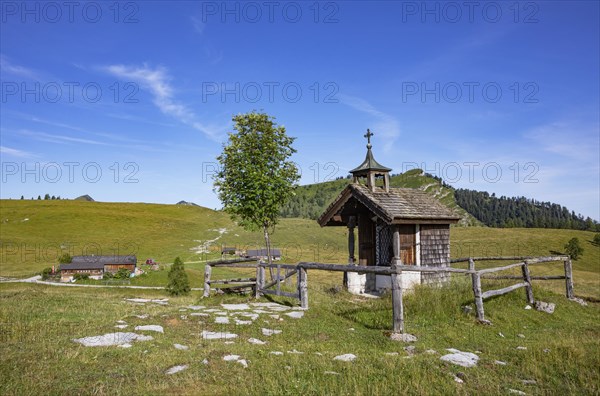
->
[176, 200, 199, 206]
[75, 194, 94, 202]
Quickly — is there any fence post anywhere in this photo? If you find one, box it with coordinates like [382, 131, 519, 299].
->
[469, 258, 486, 321]
[203, 264, 212, 298]
[254, 263, 261, 298]
[522, 260, 534, 304]
[391, 264, 404, 333]
[299, 266, 308, 309]
[276, 264, 281, 296]
[564, 258, 574, 299]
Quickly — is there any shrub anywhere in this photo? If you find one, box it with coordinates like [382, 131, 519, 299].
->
[58, 253, 72, 264]
[73, 273, 89, 281]
[166, 257, 190, 296]
[41, 267, 53, 280]
[114, 268, 131, 280]
[564, 237, 584, 260]
[593, 233, 600, 246]
[103, 272, 114, 280]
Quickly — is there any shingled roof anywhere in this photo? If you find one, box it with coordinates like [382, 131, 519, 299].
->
[59, 255, 137, 271]
[318, 183, 461, 226]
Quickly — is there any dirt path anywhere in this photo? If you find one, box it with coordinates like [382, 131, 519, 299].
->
[0, 276, 203, 290]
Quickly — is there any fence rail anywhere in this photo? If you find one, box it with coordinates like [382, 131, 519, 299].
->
[202, 255, 575, 332]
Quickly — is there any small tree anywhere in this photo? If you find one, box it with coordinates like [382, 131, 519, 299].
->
[564, 237, 584, 260]
[20, 195, 24, 200]
[166, 257, 190, 296]
[41, 267, 53, 280]
[214, 111, 300, 269]
[58, 253, 72, 264]
[37, 195, 41, 200]
[44, 194, 50, 200]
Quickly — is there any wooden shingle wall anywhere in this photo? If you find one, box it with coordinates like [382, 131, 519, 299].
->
[420, 224, 450, 284]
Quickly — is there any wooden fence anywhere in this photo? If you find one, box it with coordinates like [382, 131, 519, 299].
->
[203, 255, 575, 333]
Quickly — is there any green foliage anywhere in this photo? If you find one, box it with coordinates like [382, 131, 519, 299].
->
[455, 188, 600, 231]
[565, 237, 584, 260]
[593, 233, 600, 245]
[73, 273, 89, 281]
[166, 257, 190, 296]
[41, 267, 53, 280]
[58, 253, 72, 264]
[114, 268, 131, 280]
[102, 272, 114, 280]
[215, 111, 300, 232]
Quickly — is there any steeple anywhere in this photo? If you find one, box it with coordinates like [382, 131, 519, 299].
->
[350, 129, 392, 192]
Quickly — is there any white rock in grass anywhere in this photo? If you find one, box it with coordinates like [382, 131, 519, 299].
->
[440, 349, 479, 368]
[201, 330, 238, 340]
[534, 301, 555, 314]
[254, 309, 271, 314]
[516, 346, 527, 350]
[262, 328, 282, 336]
[385, 352, 399, 356]
[174, 344, 189, 350]
[165, 365, 188, 375]
[116, 320, 127, 324]
[285, 311, 304, 319]
[269, 315, 280, 320]
[215, 316, 230, 324]
[508, 389, 527, 395]
[324, 371, 340, 375]
[248, 338, 266, 345]
[239, 313, 259, 321]
[135, 325, 164, 333]
[390, 333, 417, 343]
[334, 354, 357, 362]
[179, 308, 187, 312]
[118, 343, 133, 348]
[135, 314, 149, 319]
[524, 305, 532, 310]
[234, 319, 252, 325]
[569, 297, 588, 306]
[224, 341, 235, 345]
[125, 298, 151, 303]
[201, 359, 209, 365]
[494, 360, 507, 366]
[221, 303, 250, 310]
[73, 332, 153, 347]
[187, 305, 205, 310]
[270, 351, 284, 356]
[190, 313, 209, 317]
[223, 354, 240, 361]
[454, 376, 464, 384]
[287, 349, 304, 354]
[237, 359, 248, 368]
[114, 324, 128, 329]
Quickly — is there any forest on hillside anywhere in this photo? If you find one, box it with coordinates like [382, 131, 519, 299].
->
[454, 189, 599, 231]
[280, 170, 599, 231]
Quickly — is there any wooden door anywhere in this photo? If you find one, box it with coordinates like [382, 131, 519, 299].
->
[358, 215, 375, 266]
[399, 225, 415, 265]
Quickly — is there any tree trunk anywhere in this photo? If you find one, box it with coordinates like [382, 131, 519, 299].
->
[263, 225, 274, 281]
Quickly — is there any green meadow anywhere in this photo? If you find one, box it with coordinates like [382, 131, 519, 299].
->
[0, 200, 599, 395]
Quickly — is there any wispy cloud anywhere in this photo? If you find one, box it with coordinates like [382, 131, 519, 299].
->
[0, 146, 37, 158]
[525, 121, 600, 162]
[191, 16, 206, 34]
[18, 129, 108, 146]
[102, 64, 226, 140]
[339, 94, 400, 152]
[0, 54, 38, 79]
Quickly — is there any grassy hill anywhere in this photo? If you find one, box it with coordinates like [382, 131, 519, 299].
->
[281, 169, 479, 226]
[1, 200, 599, 394]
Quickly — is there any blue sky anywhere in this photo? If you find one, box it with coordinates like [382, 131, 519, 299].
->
[1, 1, 598, 220]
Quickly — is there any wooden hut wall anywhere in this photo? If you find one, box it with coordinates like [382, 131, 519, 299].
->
[420, 224, 450, 283]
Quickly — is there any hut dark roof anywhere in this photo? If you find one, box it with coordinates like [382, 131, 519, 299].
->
[318, 183, 461, 226]
[60, 255, 137, 270]
[246, 249, 281, 258]
[349, 146, 392, 174]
